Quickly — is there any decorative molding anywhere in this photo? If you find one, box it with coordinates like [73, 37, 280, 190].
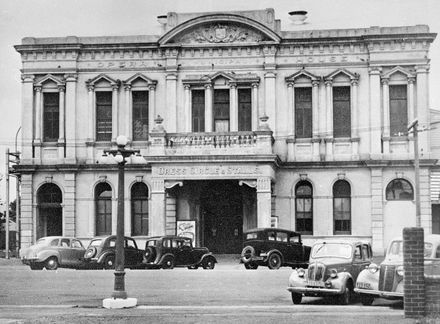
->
[45, 176, 53, 183]
[164, 181, 183, 189]
[299, 173, 308, 181]
[337, 172, 346, 180]
[239, 180, 257, 188]
[152, 179, 165, 192]
[135, 175, 143, 182]
[98, 175, 107, 182]
[257, 177, 271, 192]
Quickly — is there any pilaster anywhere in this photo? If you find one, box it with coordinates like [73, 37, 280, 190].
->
[381, 77, 390, 154]
[58, 84, 66, 161]
[124, 84, 132, 141]
[257, 177, 272, 228]
[416, 65, 430, 155]
[264, 72, 276, 131]
[251, 83, 259, 131]
[184, 85, 191, 131]
[151, 179, 166, 236]
[111, 83, 120, 142]
[21, 74, 34, 163]
[149, 84, 157, 134]
[369, 67, 382, 158]
[63, 173, 76, 237]
[166, 74, 177, 132]
[20, 174, 34, 248]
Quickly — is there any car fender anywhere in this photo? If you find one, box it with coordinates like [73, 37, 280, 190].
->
[37, 249, 61, 263]
[355, 268, 379, 291]
[266, 249, 284, 263]
[288, 269, 307, 288]
[97, 251, 115, 264]
[328, 272, 353, 290]
[158, 253, 175, 265]
[200, 253, 217, 264]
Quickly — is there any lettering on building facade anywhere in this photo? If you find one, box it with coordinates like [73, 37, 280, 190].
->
[153, 165, 263, 177]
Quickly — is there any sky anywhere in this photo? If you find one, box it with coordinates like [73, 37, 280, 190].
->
[0, 0, 439, 204]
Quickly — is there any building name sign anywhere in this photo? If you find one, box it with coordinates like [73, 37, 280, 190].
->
[154, 165, 263, 177]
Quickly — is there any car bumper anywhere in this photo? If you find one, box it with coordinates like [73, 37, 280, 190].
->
[287, 286, 344, 296]
[354, 288, 403, 299]
[22, 258, 41, 265]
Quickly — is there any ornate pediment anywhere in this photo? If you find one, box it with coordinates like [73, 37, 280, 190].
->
[175, 23, 268, 44]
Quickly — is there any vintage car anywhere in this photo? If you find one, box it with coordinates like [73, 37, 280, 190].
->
[20, 236, 86, 270]
[287, 240, 373, 304]
[83, 235, 144, 269]
[143, 235, 217, 269]
[240, 228, 311, 270]
[354, 234, 440, 305]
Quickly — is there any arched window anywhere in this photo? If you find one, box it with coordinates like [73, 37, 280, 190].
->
[37, 183, 62, 238]
[95, 183, 112, 236]
[386, 178, 414, 200]
[131, 183, 149, 236]
[333, 180, 351, 235]
[295, 181, 313, 234]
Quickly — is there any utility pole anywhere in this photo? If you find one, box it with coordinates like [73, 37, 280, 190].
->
[5, 148, 9, 259]
[408, 119, 421, 227]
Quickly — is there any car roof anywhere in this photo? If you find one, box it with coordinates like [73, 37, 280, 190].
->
[312, 240, 370, 246]
[389, 234, 440, 245]
[244, 228, 301, 235]
[145, 235, 192, 240]
[41, 236, 77, 240]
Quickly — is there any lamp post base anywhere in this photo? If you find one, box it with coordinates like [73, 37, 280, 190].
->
[103, 297, 137, 309]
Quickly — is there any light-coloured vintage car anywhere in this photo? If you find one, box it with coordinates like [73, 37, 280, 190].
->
[20, 236, 86, 270]
[287, 240, 372, 305]
[354, 234, 440, 305]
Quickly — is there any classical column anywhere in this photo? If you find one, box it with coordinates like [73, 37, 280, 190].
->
[148, 84, 156, 134]
[381, 77, 390, 154]
[34, 85, 42, 143]
[111, 83, 120, 142]
[65, 74, 77, 162]
[21, 74, 34, 162]
[408, 77, 416, 155]
[257, 177, 272, 228]
[86, 83, 95, 162]
[151, 179, 166, 236]
[205, 84, 213, 132]
[183, 85, 191, 132]
[312, 80, 320, 160]
[287, 82, 294, 136]
[251, 83, 259, 131]
[58, 84, 66, 161]
[416, 65, 429, 155]
[166, 74, 177, 132]
[369, 68, 382, 157]
[264, 72, 276, 130]
[325, 80, 333, 157]
[230, 83, 238, 131]
[351, 78, 359, 158]
[124, 84, 131, 141]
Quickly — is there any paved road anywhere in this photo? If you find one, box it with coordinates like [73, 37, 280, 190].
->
[0, 257, 416, 324]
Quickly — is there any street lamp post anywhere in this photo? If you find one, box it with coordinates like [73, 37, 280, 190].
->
[102, 135, 139, 308]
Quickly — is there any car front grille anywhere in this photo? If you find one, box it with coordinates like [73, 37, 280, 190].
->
[379, 265, 395, 292]
[308, 263, 325, 281]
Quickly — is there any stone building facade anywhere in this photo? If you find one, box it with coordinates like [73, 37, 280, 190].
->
[14, 9, 437, 254]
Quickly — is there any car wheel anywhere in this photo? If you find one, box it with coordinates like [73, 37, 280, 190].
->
[162, 256, 175, 269]
[244, 262, 258, 270]
[202, 257, 215, 270]
[241, 245, 255, 263]
[144, 246, 156, 263]
[267, 253, 282, 270]
[84, 247, 97, 259]
[104, 255, 115, 269]
[339, 286, 353, 305]
[360, 294, 374, 306]
[45, 257, 59, 270]
[291, 293, 302, 304]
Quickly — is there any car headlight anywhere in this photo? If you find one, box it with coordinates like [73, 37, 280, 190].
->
[396, 265, 404, 277]
[368, 263, 379, 274]
[297, 268, 305, 277]
[329, 268, 338, 278]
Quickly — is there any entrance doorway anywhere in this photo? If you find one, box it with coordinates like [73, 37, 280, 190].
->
[37, 183, 63, 239]
[200, 181, 243, 254]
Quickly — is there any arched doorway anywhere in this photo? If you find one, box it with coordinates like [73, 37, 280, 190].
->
[37, 183, 63, 238]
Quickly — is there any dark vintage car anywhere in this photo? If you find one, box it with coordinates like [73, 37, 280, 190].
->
[287, 240, 373, 305]
[240, 228, 311, 270]
[83, 235, 144, 269]
[20, 236, 86, 270]
[354, 234, 440, 305]
[143, 235, 217, 269]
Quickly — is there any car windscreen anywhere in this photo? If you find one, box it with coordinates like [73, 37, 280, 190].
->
[245, 232, 258, 240]
[311, 243, 352, 259]
[89, 239, 102, 247]
[388, 240, 433, 258]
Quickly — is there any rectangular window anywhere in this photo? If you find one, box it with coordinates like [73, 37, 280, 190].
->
[333, 86, 351, 138]
[214, 89, 230, 132]
[389, 85, 408, 137]
[43, 92, 59, 142]
[295, 87, 312, 138]
[238, 88, 252, 131]
[132, 199, 148, 236]
[96, 198, 111, 236]
[334, 197, 351, 234]
[192, 90, 205, 132]
[132, 91, 149, 141]
[296, 198, 313, 234]
[96, 92, 112, 141]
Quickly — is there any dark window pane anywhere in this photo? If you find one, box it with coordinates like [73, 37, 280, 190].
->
[192, 90, 205, 132]
[386, 178, 414, 200]
[238, 88, 252, 131]
[96, 92, 112, 141]
[295, 181, 313, 234]
[333, 180, 351, 234]
[214, 89, 230, 132]
[95, 183, 112, 235]
[132, 91, 149, 141]
[333, 87, 351, 138]
[390, 85, 407, 136]
[131, 183, 149, 236]
[43, 92, 59, 142]
[295, 88, 312, 138]
[37, 183, 62, 204]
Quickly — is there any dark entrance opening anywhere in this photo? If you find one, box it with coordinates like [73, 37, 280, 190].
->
[37, 183, 63, 239]
[200, 181, 243, 254]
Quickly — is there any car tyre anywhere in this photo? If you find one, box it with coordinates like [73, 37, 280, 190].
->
[291, 293, 302, 304]
[267, 253, 282, 270]
[360, 294, 374, 306]
[339, 285, 353, 305]
[241, 245, 255, 263]
[244, 262, 258, 270]
[202, 257, 215, 270]
[162, 256, 175, 269]
[45, 257, 59, 270]
[104, 255, 115, 269]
